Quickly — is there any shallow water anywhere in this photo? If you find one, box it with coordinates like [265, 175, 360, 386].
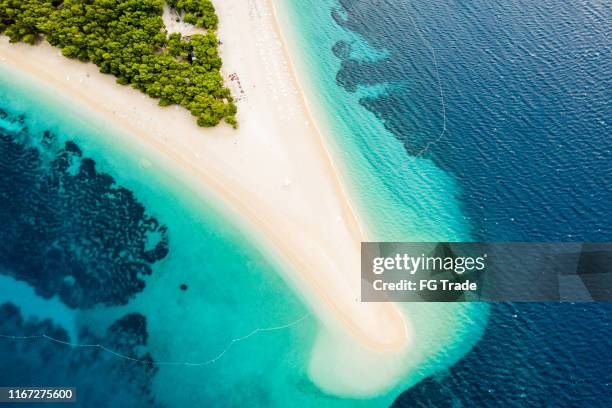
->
[0, 63, 482, 406]
[276, 0, 611, 405]
[1, 0, 609, 404]
[0, 68, 318, 407]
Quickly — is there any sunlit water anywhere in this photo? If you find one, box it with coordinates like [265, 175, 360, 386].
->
[0, 58, 482, 406]
[1, 0, 609, 405]
[275, 0, 611, 406]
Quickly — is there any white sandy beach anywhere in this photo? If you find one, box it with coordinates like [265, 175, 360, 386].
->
[0, 0, 413, 396]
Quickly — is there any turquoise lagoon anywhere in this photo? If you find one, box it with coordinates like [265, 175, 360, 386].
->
[0, 1, 487, 405]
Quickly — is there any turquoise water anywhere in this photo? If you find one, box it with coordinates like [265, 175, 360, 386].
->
[0, 67, 319, 406]
[2, 0, 607, 403]
[274, 0, 490, 390]
[0, 58, 486, 405]
[275, 0, 610, 406]
[0, 274, 77, 341]
[275, 0, 473, 242]
[0, 0, 491, 405]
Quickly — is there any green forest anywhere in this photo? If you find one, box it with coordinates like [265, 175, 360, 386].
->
[0, 0, 237, 128]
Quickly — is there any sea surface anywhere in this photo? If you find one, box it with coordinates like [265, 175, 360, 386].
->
[0, 0, 610, 407]
[0, 60, 478, 406]
[277, 0, 612, 406]
[0, 69, 357, 407]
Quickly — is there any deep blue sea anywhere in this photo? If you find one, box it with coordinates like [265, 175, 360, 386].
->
[278, 0, 612, 406]
[1, 0, 611, 406]
[332, 0, 611, 242]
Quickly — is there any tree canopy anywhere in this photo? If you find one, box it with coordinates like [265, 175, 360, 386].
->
[0, 0, 237, 128]
[166, 0, 218, 29]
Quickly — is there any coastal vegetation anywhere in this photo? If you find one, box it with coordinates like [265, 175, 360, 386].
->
[0, 0, 237, 128]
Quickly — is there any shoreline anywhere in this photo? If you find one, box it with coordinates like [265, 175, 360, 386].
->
[0, 0, 414, 396]
[265, 0, 366, 240]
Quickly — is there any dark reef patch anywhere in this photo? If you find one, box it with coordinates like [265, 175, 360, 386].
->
[0, 108, 169, 308]
[0, 303, 162, 407]
[327, 1, 612, 405]
[330, 0, 444, 156]
[329, 0, 611, 241]
[331, 40, 351, 59]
